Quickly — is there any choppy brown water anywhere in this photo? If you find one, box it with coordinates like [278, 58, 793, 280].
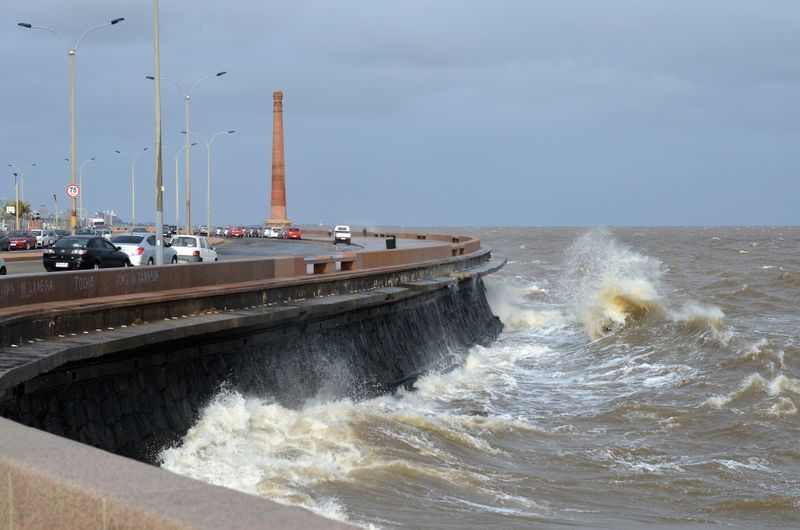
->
[161, 227, 800, 529]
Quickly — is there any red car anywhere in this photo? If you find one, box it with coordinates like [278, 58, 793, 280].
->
[8, 230, 37, 250]
[286, 227, 302, 240]
[228, 227, 244, 238]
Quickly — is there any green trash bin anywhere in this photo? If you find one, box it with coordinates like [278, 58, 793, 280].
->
[385, 235, 396, 249]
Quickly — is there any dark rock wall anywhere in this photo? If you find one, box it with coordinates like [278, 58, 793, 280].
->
[0, 278, 501, 463]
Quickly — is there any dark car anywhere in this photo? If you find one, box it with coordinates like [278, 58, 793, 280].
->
[8, 230, 37, 250]
[43, 236, 132, 271]
[0, 230, 9, 251]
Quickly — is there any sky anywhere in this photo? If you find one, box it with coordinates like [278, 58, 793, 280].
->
[1, 0, 798, 227]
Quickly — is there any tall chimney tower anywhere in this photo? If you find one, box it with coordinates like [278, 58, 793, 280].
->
[267, 90, 290, 227]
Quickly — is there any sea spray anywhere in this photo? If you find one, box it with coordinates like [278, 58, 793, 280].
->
[561, 229, 666, 339]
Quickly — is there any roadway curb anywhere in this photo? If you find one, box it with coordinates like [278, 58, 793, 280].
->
[2, 251, 43, 262]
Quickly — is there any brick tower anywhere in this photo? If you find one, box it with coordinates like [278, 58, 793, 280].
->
[267, 90, 291, 227]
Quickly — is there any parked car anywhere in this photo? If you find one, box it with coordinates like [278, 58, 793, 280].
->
[0, 230, 9, 251]
[52, 229, 69, 242]
[285, 227, 302, 240]
[265, 226, 282, 239]
[111, 233, 178, 266]
[31, 229, 52, 248]
[43, 236, 132, 271]
[8, 230, 37, 250]
[45, 230, 58, 246]
[170, 235, 218, 263]
[132, 227, 150, 234]
[333, 225, 352, 245]
[228, 226, 244, 238]
[96, 228, 113, 240]
[0, 257, 6, 275]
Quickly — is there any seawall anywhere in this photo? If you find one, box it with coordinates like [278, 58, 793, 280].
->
[0, 231, 503, 528]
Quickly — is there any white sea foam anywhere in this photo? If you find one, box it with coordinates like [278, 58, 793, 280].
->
[670, 303, 725, 332]
[704, 374, 800, 408]
[160, 344, 543, 524]
[485, 280, 566, 332]
[766, 397, 797, 418]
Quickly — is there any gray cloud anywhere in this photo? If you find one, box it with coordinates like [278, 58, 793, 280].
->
[2, 0, 798, 227]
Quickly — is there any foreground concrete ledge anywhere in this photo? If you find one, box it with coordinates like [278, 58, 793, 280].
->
[0, 417, 352, 529]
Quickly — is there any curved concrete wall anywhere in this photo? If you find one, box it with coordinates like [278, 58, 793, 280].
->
[0, 229, 503, 528]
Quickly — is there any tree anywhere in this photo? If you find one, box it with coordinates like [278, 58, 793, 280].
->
[2, 199, 31, 228]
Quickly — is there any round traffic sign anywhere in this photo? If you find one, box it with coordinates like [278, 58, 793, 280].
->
[66, 184, 80, 199]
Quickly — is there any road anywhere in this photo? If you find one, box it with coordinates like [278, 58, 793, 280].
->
[1, 235, 411, 276]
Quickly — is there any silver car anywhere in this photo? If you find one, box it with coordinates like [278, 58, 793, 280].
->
[30, 229, 56, 248]
[170, 235, 218, 263]
[111, 233, 178, 266]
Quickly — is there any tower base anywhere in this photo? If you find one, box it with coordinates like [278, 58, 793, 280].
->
[265, 219, 292, 228]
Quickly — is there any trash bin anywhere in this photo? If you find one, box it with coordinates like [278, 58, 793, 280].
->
[385, 235, 396, 249]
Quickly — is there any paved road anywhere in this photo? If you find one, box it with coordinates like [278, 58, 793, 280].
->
[1, 235, 414, 276]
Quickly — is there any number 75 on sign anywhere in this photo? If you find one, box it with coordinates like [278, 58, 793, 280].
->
[66, 184, 80, 199]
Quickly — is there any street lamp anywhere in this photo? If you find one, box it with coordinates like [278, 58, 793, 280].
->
[147, 71, 226, 234]
[115, 148, 149, 228]
[8, 170, 20, 230]
[171, 142, 197, 229]
[8, 164, 36, 229]
[182, 130, 235, 237]
[8, 163, 36, 204]
[79, 157, 95, 227]
[18, 17, 124, 234]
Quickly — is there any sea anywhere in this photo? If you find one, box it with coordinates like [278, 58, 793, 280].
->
[160, 227, 799, 529]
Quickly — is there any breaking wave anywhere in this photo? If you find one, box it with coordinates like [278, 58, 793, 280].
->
[562, 230, 667, 339]
[705, 374, 800, 409]
[160, 344, 545, 526]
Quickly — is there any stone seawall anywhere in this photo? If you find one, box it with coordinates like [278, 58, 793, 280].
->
[0, 275, 501, 463]
[0, 230, 504, 528]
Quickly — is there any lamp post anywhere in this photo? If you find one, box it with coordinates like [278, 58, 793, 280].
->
[53, 194, 59, 229]
[8, 163, 36, 205]
[8, 164, 36, 229]
[172, 142, 197, 229]
[18, 17, 125, 235]
[8, 171, 20, 230]
[79, 157, 95, 227]
[115, 148, 149, 228]
[147, 71, 226, 234]
[182, 130, 234, 237]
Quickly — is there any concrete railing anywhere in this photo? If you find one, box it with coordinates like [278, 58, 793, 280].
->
[0, 230, 482, 310]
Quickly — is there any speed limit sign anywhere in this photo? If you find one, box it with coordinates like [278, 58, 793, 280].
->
[66, 184, 80, 198]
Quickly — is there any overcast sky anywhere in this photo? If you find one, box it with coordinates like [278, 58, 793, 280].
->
[2, 1, 798, 227]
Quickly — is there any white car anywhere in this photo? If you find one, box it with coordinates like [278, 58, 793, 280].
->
[111, 233, 178, 266]
[265, 226, 282, 238]
[30, 229, 55, 248]
[170, 235, 218, 263]
[0, 257, 6, 275]
[333, 225, 351, 245]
